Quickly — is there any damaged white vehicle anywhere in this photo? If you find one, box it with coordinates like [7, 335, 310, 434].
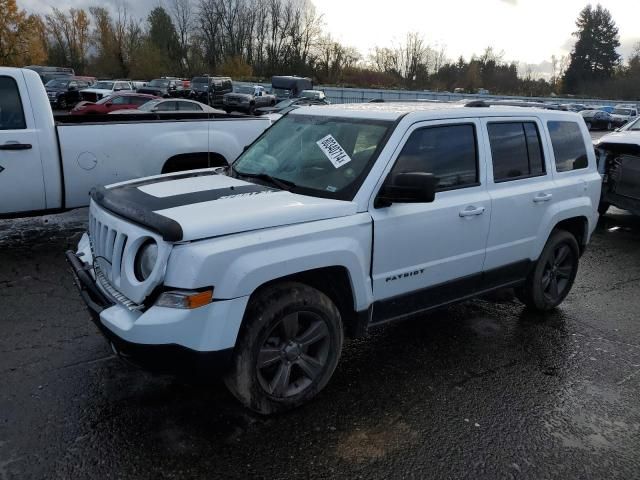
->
[67, 103, 601, 413]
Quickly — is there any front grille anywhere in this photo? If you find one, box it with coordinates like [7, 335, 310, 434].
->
[88, 213, 142, 311]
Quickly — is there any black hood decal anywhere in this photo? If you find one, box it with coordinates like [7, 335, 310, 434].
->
[91, 172, 276, 242]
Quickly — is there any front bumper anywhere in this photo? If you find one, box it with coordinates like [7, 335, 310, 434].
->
[65, 249, 247, 375]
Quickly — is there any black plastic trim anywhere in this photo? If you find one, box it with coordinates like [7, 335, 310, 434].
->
[370, 260, 532, 326]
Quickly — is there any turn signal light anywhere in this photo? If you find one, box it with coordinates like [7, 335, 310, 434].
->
[156, 289, 213, 309]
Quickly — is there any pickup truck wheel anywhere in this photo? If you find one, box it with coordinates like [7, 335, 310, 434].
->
[224, 282, 343, 414]
[516, 230, 579, 311]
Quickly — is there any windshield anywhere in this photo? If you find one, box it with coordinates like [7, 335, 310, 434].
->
[138, 100, 161, 112]
[93, 81, 114, 90]
[191, 77, 209, 85]
[233, 114, 392, 200]
[625, 118, 640, 131]
[235, 86, 254, 94]
[613, 108, 633, 116]
[301, 91, 319, 99]
[149, 79, 170, 87]
[46, 79, 70, 89]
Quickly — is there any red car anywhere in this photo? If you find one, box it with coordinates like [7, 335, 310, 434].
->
[71, 93, 158, 115]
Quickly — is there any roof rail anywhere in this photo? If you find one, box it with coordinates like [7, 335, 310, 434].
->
[464, 100, 552, 109]
[367, 98, 449, 104]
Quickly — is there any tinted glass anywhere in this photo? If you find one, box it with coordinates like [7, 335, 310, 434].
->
[0, 76, 27, 130]
[132, 96, 151, 105]
[547, 121, 588, 172]
[111, 96, 128, 105]
[524, 123, 545, 176]
[392, 124, 478, 190]
[178, 101, 202, 111]
[488, 122, 545, 181]
[156, 101, 177, 111]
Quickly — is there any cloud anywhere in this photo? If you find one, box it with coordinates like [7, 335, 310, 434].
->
[500, 0, 518, 5]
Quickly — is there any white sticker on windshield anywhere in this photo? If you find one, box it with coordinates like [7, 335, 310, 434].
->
[316, 134, 352, 169]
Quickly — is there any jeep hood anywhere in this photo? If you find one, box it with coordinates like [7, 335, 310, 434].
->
[91, 171, 357, 242]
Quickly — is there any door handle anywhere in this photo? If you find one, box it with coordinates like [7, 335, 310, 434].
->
[459, 206, 486, 217]
[0, 143, 32, 151]
[533, 193, 553, 203]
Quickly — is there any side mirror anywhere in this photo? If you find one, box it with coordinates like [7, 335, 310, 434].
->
[376, 172, 438, 207]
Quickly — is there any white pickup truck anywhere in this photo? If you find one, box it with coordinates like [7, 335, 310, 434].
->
[0, 68, 277, 217]
[67, 102, 601, 414]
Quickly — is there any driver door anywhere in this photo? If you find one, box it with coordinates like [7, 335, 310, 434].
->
[369, 119, 491, 323]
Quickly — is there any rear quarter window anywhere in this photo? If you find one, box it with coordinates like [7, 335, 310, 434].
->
[547, 121, 589, 172]
[0, 76, 27, 130]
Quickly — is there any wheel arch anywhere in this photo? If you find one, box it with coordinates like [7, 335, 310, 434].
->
[161, 152, 228, 174]
[245, 266, 362, 338]
[552, 216, 589, 254]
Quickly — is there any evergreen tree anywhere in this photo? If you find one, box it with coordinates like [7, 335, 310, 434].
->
[147, 7, 180, 74]
[563, 4, 620, 94]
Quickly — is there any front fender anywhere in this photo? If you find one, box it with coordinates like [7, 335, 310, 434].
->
[164, 214, 374, 311]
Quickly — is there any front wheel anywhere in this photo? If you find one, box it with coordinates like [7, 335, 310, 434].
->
[224, 282, 344, 414]
[516, 230, 580, 311]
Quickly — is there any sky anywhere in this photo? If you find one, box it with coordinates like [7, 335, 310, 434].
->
[20, 0, 640, 72]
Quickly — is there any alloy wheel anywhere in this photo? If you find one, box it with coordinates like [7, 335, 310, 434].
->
[257, 310, 330, 398]
[541, 243, 575, 302]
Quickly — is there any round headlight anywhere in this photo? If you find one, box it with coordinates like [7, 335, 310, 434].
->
[134, 240, 158, 281]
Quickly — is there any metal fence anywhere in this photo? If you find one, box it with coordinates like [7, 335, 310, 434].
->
[247, 81, 631, 107]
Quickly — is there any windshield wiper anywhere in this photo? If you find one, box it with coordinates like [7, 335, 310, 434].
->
[232, 167, 297, 191]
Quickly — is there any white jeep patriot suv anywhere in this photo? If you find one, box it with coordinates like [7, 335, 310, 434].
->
[67, 102, 601, 413]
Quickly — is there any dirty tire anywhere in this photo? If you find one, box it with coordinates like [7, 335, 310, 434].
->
[224, 281, 343, 415]
[516, 230, 580, 312]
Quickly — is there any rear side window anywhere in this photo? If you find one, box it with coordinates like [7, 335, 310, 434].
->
[547, 121, 588, 172]
[391, 124, 478, 191]
[131, 96, 150, 105]
[0, 76, 27, 130]
[487, 122, 545, 182]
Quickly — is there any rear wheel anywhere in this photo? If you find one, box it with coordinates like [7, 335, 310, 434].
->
[58, 97, 68, 110]
[224, 282, 343, 414]
[516, 230, 580, 311]
[586, 121, 592, 130]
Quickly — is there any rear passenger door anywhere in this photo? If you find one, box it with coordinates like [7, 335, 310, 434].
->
[482, 118, 554, 283]
[370, 119, 491, 321]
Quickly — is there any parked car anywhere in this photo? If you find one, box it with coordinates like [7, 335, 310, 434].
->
[45, 77, 93, 110]
[299, 89, 327, 101]
[610, 104, 639, 128]
[71, 93, 159, 115]
[66, 101, 601, 414]
[110, 98, 220, 114]
[24, 65, 74, 84]
[137, 78, 184, 98]
[223, 85, 276, 114]
[189, 76, 233, 107]
[596, 120, 640, 216]
[80, 80, 135, 102]
[271, 75, 313, 101]
[580, 110, 614, 131]
[0, 67, 280, 217]
[256, 96, 330, 115]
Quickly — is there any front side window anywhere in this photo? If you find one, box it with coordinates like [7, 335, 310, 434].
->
[111, 96, 128, 105]
[155, 101, 177, 112]
[233, 114, 392, 200]
[390, 124, 478, 190]
[547, 121, 588, 172]
[488, 122, 545, 182]
[0, 76, 27, 130]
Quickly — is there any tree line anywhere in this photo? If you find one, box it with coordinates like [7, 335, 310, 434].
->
[1, 0, 639, 99]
